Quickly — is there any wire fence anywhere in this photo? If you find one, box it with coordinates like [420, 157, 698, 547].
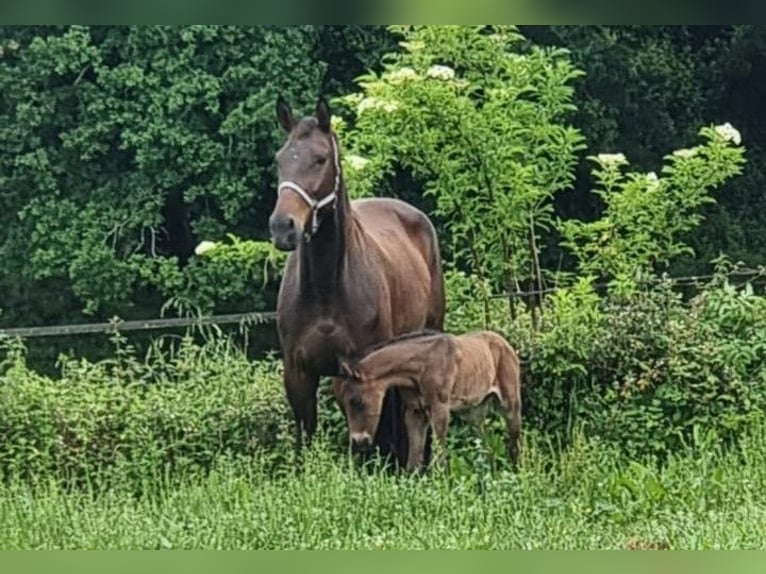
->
[1, 268, 764, 340]
[488, 268, 766, 299]
[0, 311, 277, 339]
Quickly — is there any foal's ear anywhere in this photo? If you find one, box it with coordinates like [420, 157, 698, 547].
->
[339, 359, 354, 379]
[315, 97, 332, 133]
[276, 96, 295, 133]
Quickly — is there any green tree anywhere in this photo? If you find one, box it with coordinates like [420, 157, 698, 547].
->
[524, 25, 766, 274]
[334, 25, 585, 325]
[558, 123, 746, 295]
[0, 25, 323, 325]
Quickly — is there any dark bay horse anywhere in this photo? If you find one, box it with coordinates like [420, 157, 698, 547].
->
[268, 96, 445, 467]
[334, 329, 523, 472]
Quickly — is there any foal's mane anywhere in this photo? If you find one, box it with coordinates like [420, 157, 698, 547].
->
[350, 328, 443, 362]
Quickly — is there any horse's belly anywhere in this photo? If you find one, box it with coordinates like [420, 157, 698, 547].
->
[450, 384, 499, 411]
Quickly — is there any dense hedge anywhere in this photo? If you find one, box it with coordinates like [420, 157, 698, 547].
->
[2, 267, 765, 482]
[447, 266, 766, 460]
[0, 334, 291, 485]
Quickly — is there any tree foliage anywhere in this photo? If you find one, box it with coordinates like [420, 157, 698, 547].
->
[558, 124, 746, 291]
[524, 25, 766, 272]
[334, 25, 585, 323]
[0, 25, 323, 322]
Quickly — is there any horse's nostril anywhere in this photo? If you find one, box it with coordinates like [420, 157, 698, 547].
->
[287, 218, 295, 230]
[351, 433, 372, 451]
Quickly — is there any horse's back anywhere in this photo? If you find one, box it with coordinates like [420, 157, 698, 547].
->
[351, 197, 445, 331]
[451, 333, 498, 399]
[352, 196, 431, 224]
[351, 197, 438, 250]
[457, 330, 518, 375]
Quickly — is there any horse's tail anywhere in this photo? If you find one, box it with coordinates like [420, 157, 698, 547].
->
[423, 213, 446, 332]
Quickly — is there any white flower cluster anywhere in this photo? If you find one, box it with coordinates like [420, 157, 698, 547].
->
[713, 122, 742, 145]
[426, 65, 455, 81]
[401, 40, 425, 53]
[645, 171, 660, 191]
[357, 97, 399, 115]
[596, 153, 627, 167]
[673, 148, 698, 159]
[194, 241, 217, 256]
[387, 67, 419, 82]
[345, 154, 370, 171]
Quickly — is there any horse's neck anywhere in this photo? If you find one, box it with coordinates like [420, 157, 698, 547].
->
[299, 192, 353, 304]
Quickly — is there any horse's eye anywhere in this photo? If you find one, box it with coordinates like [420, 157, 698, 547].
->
[316, 155, 327, 166]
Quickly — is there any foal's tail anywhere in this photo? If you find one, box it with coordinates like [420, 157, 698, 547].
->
[495, 337, 523, 466]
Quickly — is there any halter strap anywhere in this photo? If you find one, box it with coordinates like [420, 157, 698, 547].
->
[277, 134, 341, 240]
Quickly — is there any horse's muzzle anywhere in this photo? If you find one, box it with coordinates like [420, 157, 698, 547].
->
[269, 213, 299, 251]
[350, 432, 373, 453]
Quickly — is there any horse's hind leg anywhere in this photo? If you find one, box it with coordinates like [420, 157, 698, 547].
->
[284, 363, 319, 463]
[500, 391, 522, 469]
[497, 352, 522, 469]
[503, 404, 522, 469]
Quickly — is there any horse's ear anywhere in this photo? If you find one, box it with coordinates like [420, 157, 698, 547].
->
[276, 96, 295, 133]
[315, 97, 331, 133]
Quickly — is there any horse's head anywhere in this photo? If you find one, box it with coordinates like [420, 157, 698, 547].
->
[334, 360, 385, 453]
[269, 96, 340, 251]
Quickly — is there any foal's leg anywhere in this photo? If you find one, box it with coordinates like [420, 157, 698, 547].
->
[496, 349, 522, 470]
[403, 407, 429, 473]
[502, 394, 522, 469]
[429, 403, 451, 472]
[283, 363, 319, 464]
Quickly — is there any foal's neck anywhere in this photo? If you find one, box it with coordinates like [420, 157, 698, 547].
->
[363, 337, 438, 382]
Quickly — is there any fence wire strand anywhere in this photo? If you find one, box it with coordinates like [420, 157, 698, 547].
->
[1, 268, 764, 339]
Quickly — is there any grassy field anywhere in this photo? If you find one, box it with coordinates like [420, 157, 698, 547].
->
[2, 427, 766, 550]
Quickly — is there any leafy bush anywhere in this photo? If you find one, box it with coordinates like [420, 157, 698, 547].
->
[558, 123, 746, 293]
[160, 234, 287, 315]
[447, 265, 766, 461]
[0, 332, 291, 485]
[3, 264, 766, 479]
[581, 267, 766, 457]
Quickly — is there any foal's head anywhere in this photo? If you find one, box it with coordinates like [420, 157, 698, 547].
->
[268, 96, 340, 251]
[334, 361, 387, 453]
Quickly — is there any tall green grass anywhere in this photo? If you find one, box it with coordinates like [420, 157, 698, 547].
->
[1, 425, 765, 549]
[3, 326, 766, 549]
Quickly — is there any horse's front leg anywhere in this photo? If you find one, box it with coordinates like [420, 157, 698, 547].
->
[283, 362, 319, 464]
[403, 406, 429, 473]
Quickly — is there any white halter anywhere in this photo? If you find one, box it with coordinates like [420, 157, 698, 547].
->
[277, 134, 341, 241]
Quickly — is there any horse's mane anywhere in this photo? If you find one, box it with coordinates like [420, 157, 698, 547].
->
[351, 328, 443, 361]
